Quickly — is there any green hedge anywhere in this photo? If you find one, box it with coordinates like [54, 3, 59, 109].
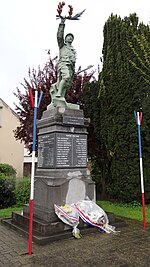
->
[0, 163, 30, 208]
[0, 163, 16, 177]
[0, 164, 17, 208]
[15, 177, 30, 206]
[0, 176, 16, 208]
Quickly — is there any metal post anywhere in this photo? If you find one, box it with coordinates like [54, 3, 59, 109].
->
[28, 90, 38, 255]
[134, 111, 146, 229]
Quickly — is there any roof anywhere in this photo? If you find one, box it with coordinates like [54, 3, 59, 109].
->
[0, 98, 19, 118]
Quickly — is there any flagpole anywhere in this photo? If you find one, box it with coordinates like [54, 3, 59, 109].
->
[28, 89, 38, 255]
[134, 111, 146, 229]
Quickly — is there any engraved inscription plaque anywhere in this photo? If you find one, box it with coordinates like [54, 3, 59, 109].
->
[56, 133, 72, 167]
[63, 116, 84, 126]
[56, 133, 87, 168]
[38, 132, 87, 168]
[73, 135, 87, 167]
[38, 133, 55, 168]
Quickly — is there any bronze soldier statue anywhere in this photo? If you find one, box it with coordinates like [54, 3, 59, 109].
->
[48, 2, 86, 109]
[55, 17, 76, 98]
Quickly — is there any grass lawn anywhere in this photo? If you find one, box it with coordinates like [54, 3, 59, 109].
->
[97, 200, 150, 223]
[0, 206, 23, 218]
[1, 201, 150, 223]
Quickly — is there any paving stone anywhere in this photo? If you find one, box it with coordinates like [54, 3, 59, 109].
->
[0, 218, 150, 266]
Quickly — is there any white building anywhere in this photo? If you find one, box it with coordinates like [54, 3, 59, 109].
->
[0, 98, 24, 177]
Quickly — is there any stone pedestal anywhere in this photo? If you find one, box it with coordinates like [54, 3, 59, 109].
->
[25, 107, 95, 221]
[10, 107, 96, 243]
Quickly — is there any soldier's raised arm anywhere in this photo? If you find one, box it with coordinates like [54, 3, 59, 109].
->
[57, 17, 66, 49]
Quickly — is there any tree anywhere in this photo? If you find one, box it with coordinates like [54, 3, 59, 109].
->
[98, 13, 150, 202]
[83, 79, 110, 199]
[128, 24, 150, 85]
[14, 55, 56, 153]
[14, 53, 94, 153]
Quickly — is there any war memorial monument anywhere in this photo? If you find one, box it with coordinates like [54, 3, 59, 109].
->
[6, 3, 96, 244]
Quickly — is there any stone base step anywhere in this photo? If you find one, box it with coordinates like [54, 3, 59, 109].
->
[1, 211, 127, 245]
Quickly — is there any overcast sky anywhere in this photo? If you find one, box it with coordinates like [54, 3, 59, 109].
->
[0, 0, 149, 110]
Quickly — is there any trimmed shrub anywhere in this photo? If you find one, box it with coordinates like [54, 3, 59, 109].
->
[0, 176, 16, 208]
[15, 177, 30, 206]
[0, 163, 16, 177]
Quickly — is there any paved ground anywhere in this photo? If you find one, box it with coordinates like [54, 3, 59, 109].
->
[0, 218, 150, 267]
